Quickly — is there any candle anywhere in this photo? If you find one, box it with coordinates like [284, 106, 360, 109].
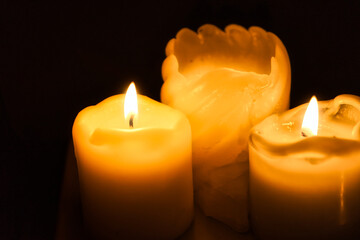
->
[249, 94, 360, 240]
[72, 83, 194, 240]
[161, 24, 291, 231]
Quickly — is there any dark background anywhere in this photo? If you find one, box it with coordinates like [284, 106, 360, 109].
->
[1, 0, 359, 239]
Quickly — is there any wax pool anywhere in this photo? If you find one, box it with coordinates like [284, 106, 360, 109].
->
[72, 92, 193, 240]
[161, 24, 291, 231]
[249, 94, 360, 240]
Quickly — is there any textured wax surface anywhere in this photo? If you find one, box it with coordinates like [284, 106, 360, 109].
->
[161, 24, 291, 232]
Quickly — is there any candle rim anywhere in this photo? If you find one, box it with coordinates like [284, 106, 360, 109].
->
[73, 94, 190, 144]
[249, 94, 360, 160]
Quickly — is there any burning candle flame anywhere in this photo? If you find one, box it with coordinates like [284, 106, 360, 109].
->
[301, 96, 318, 137]
[124, 82, 138, 128]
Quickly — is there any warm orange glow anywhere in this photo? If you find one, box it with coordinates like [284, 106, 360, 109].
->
[124, 82, 138, 127]
[301, 96, 318, 137]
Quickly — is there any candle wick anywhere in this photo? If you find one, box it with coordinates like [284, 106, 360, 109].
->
[301, 128, 314, 137]
[129, 114, 134, 128]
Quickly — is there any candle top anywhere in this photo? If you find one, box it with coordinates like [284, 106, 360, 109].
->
[72, 93, 191, 170]
[73, 94, 188, 145]
[250, 94, 360, 169]
[166, 24, 280, 76]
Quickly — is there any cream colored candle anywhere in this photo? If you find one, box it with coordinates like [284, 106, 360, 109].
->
[249, 94, 360, 240]
[161, 24, 291, 231]
[72, 83, 193, 240]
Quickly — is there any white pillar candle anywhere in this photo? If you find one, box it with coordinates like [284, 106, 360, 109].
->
[72, 83, 194, 240]
[161, 24, 291, 231]
[249, 94, 360, 240]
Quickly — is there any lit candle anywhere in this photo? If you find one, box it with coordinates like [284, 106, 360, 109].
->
[72, 83, 194, 240]
[161, 24, 291, 231]
[249, 94, 360, 240]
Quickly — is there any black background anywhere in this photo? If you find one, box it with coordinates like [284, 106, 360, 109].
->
[1, 0, 359, 239]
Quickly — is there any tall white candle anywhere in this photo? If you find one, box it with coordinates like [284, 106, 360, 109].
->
[161, 24, 291, 231]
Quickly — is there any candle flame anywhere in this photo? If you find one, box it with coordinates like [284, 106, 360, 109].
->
[301, 96, 319, 137]
[124, 82, 138, 128]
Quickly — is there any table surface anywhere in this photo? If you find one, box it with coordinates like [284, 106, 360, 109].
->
[55, 144, 255, 240]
